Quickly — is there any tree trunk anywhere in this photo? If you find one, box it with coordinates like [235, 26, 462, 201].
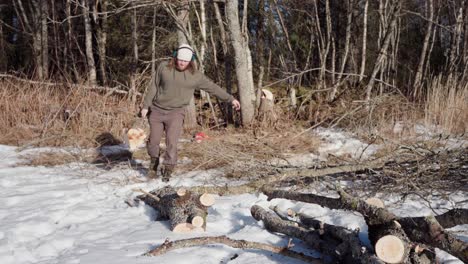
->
[82, 0, 97, 85]
[359, 0, 369, 83]
[257, 89, 277, 127]
[174, 0, 198, 129]
[251, 205, 384, 263]
[40, 0, 48, 79]
[330, 0, 354, 101]
[130, 1, 138, 104]
[97, 0, 108, 85]
[226, 0, 256, 126]
[65, 0, 79, 81]
[151, 6, 157, 77]
[365, 1, 399, 105]
[0, 21, 5, 71]
[15, 0, 44, 79]
[213, 2, 233, 125]
[262, 188, 467, 263]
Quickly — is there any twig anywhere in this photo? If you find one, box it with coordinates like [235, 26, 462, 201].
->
[133, 188, 160, 202]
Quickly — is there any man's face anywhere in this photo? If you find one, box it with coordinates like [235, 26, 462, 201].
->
[176, 59, 190, 71]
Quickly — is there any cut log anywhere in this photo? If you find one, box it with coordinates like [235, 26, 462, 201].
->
[251, 205, 339, 260]
[124, 117, 149, 151]
[137, 187, 211, 233]
[434, 208, 468, 228]
[367, 220, 411, 263]
[199, 193, 215, 207]
[375, 235, 405, 263]
[262, 187, 397, 225]
[398, 215, 468, 263]
[257, 89, 277, 126]
[251, 205, 384, 263]
[365, 198, 385, 208]
[298, 213, 385, 263]
[262, 187, 462, 263]
[177, 188, 187, 197]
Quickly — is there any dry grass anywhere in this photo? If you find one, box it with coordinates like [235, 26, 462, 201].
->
[177, 126, 321, 178]
[425, 74, 468, 134]
[0, 79, 137, 147]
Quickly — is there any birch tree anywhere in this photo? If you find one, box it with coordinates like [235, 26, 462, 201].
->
[365, 1, 400, 105]
[413, 0, 434, 97]
[82, 0, 97, 85]
[359, 0, 369, 83]
[226, 0, 256, 125]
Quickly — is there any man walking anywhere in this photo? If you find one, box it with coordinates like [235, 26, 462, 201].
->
[140, 44, 241, 182]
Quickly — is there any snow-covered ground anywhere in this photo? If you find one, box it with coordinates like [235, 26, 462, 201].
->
[0, 129, 466, 264]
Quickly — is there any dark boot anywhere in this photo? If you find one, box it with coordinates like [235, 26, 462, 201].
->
[161, 164, 175, 182]
[147, 157, 159, 179]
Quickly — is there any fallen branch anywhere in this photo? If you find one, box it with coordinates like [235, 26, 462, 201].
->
[262, 188, 467, 262]
[145, 235, 322, 264]
[186, 160, 387, 196]
[251, 205, 384, 263]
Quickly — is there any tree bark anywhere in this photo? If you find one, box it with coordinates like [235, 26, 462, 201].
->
[138, 187, 213, 233]
[365, 1, 399, 105]
[213, 1, 233, 124]
[330, 0, 354, 101]
[359, 0, 369, 83]
[40, 0, 48, 79]
[97, 0, 108, 85]
[145, 235, 322, 263]
[176, 0, 198, 129]
[251, 205, 384, 263]
[130, 0, 138, 104]
[15, 0, 47, 79]
[226, 0, 256, 126]
[262, 188, 468, 263]
[82, 0, 97, 86]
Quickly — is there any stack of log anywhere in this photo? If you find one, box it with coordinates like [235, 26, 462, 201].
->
[256, 187, 468, 263]
[137, 186, 215, 233]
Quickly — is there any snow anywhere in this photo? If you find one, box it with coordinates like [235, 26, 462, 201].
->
[0, 128, 466, 264]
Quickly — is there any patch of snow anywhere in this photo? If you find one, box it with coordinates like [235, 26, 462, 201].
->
[314, 127, 379, 160]
[0, 138, 466, 264]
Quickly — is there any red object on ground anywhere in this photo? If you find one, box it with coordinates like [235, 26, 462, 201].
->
[194, 132, 209, 143]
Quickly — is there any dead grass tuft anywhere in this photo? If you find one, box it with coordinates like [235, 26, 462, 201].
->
[425, 74, 468, 134]
[0, 79, 137, 148]
[178, 126, 321, 178]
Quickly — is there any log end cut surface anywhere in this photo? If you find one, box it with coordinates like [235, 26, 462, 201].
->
[375, 235, 405, 264]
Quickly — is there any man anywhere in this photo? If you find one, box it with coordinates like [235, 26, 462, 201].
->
[140, 44, 241, 182]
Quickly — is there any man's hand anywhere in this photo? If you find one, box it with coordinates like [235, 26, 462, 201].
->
[232, 99, 241, 111]
[140, 108, 149, 118]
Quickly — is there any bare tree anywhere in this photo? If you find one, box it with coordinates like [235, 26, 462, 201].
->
[330, 0, 354, 101]
[13, 0, 49, 79]
[82, 0, 97, 85]
[359, 0, 369, 83]
[130, 0, 138, 104]
[93, 0, 108, 85]
[413, 0, 434, 97]
[213, 1, 234, 124]
[365, 1, 400, 105]
[226, 0, 256, 125]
